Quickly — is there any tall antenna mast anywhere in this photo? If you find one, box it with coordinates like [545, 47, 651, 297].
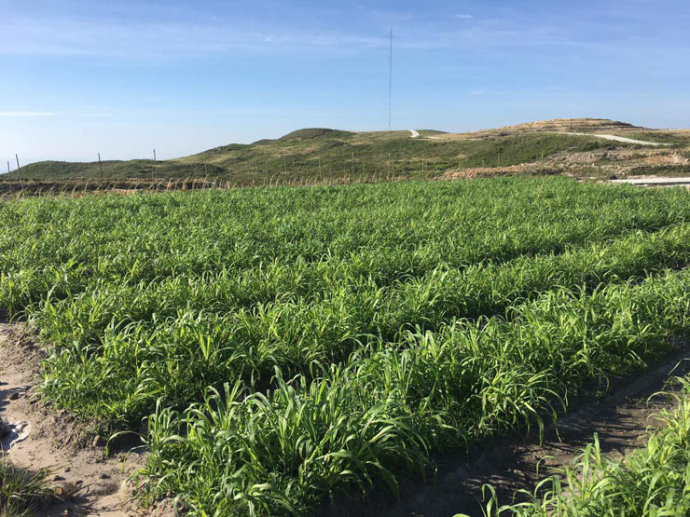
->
[388, 28, 393, 130]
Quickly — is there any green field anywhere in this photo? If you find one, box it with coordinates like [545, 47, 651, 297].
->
[2, 177, 690, 514]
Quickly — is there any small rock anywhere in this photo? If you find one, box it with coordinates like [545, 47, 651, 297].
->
[55, 481, 81, 498]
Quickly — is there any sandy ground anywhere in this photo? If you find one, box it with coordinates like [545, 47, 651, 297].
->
[0, 323, 153, 517]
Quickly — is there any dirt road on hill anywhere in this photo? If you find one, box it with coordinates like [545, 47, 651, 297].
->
[561, 131, 666, 146]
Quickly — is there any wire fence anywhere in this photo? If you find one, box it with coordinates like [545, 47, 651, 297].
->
[0, 170, 449, 200]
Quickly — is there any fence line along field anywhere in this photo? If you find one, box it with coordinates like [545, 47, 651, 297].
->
[2, 176, 690, 515]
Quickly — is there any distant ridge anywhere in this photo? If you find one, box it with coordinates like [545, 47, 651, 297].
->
[279, 128, 355, 141]
[485, 118, 642, 134]
[4, 118, 687, 186]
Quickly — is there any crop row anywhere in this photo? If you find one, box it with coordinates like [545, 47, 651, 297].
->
[490, 376, 690, 516]
[2, 178, 690, 515]
[33, 221, 690, 425]
[2, 179, 690, 317]
[141, 267, 690, 515]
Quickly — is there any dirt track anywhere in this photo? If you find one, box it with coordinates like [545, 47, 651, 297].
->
[559, 131, 667, 147]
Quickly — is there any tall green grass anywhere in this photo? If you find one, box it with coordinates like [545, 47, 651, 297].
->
[0, 458, 53, 517]
[0, 179, 687, 426]
[142, 268, 690, 515]
[35, 222, 690, 425]
[1, 177, 690, 514]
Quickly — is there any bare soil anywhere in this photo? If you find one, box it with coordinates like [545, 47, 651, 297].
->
[324, 345, 690, 517]
[437, 146, 690, 183]
[0, 323, 158, 517]
[428, 119, 640, 142]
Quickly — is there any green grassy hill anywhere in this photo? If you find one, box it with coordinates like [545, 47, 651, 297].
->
[6, 119, 689, 186]
[4, 125, 615, 183]
[181, 129, 609, 180]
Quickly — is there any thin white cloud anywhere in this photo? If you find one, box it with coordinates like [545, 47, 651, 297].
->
[1, 9, 686, 60]
[0, 17, 388, 58]
[0, 111, 55, 117]
[0, 13, 604, 60]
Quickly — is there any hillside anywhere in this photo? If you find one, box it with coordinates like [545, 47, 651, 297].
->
[5, 119, 690, 186]
[481, 118, 639, 135]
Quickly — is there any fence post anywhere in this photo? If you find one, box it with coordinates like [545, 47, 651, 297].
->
[152, 149, 157, 180]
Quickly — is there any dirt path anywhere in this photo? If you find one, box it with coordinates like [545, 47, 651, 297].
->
[611, 177, 690, 186]
[0, 323, 150, 516]
[559, 131, 666, 146]
[324, 345, 690, 517]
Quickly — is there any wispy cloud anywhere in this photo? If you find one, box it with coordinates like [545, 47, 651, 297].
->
[0, 12, 615, 60]
[0, 111, 55, 117]
[0, 111, 112, 119]
[0, 17, 388, 59]
[1, 6, 687, 61]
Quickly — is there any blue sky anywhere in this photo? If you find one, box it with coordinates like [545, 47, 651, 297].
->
[1, 0, 689, 167]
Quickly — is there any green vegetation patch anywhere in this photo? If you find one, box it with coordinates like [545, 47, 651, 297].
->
[629, 164, 690, 177]
[490, 376, 690, 516]
[9, 160, 227, 180]
[7, 131, 619, 183]
[457, 134, 609, 168]
[0, 457, 53, 517]
[624, 131, 690, 148]
[2, 178, 690, 514]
